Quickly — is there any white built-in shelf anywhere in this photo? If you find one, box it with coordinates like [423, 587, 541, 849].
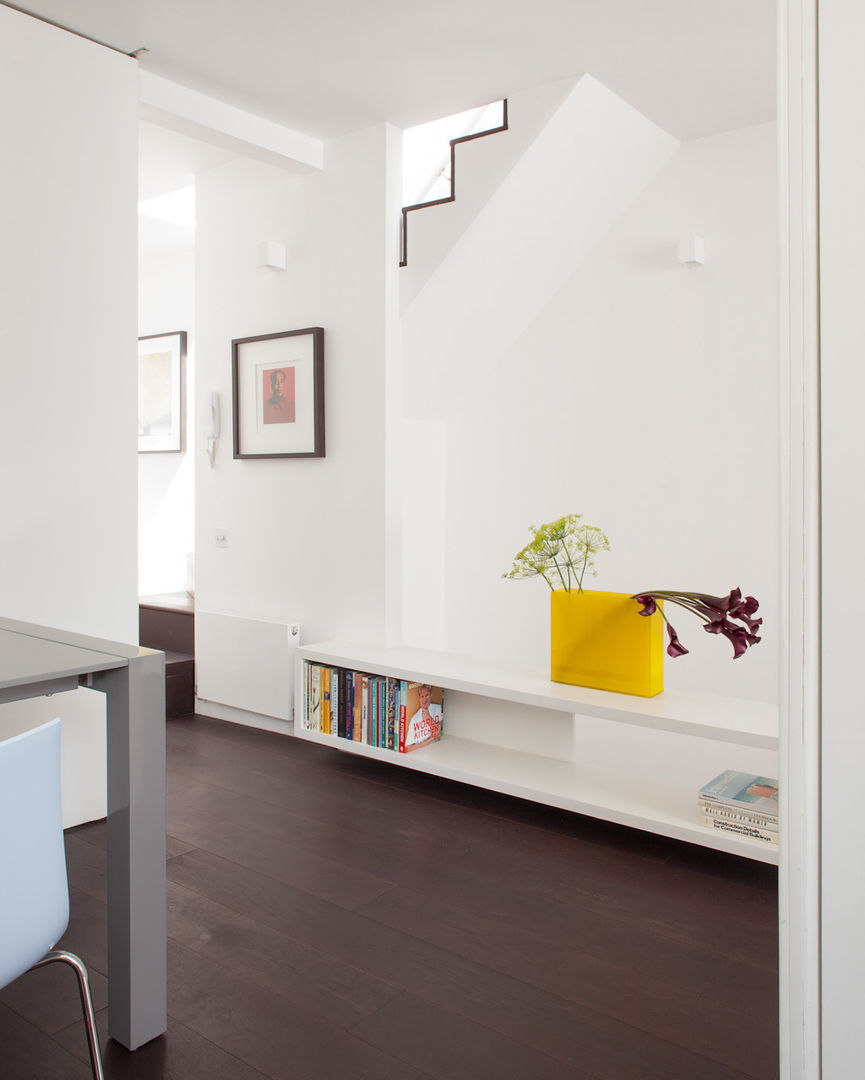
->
[298, 642, 778, 749]
[295, 641, 780, 865]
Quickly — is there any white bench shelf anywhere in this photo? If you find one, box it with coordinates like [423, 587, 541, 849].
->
[294, 641, 780, 865]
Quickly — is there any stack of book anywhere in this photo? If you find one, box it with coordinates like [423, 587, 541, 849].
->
[303, 663, 443, 754]
[698, 770, 779, 845]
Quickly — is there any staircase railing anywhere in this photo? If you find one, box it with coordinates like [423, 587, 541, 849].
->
[400, 100, 509, 267]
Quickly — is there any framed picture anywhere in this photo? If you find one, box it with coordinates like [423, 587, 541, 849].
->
[138, 331, 186, 453]
[232, 327, 325, 459]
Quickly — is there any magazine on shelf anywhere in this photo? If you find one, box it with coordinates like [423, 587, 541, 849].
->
[698, 771, 779, 818]
[701, 814, 778, 844]
[399, 681, 444, 753]
[699, 801, 779, 831]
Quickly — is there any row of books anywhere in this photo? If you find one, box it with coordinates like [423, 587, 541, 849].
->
[303, 663, 444, 753]
[698, 770, 779, 844]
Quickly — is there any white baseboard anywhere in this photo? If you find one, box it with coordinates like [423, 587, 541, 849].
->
[194, 698, 295, 738]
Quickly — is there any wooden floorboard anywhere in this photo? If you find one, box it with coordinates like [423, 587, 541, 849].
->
[0, 714, 779, 1080]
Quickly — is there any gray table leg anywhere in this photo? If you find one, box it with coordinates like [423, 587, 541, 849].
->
[92, 648, 166, 1049]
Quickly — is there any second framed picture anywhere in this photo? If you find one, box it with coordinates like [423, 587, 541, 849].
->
[138, 331, 186, 453]
[232, 327, 325, 459]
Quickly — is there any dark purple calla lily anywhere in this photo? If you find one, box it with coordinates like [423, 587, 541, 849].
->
[724, 587, 742, 611]
[723, 625, 751, 659]
[632, 586, 762, 661]
[635, 595, 657, 616]
[731, 594, 760, 618]
[728, 593, 762, 634]
[665, 623, 689, 657]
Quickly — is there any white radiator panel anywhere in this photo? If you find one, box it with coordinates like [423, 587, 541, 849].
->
[196, 611, 300, 721]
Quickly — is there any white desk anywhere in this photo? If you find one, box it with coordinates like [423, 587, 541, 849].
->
[0, 616, 166, 1051]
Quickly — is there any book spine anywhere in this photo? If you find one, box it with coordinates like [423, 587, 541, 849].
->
[398, 680, 407, 753]
[361, 675, 369, 744]
[311, 664, 322, 733]
[373, 678, 379, 747]
[335, 667, 344, 738]
[345, 669, 353, 740]
[303, 662, 308, 731]
[351, 672, 357, 742]
[321, 667, 331, 735]
[306, 656, 313, 734]
[373, 677, 380, 747]
[699, 792, 778, 816]
[353, 672, 362, 742]
[699, 801, 778, 830]
[386, 677, 396, 750]
[701, 814, 778, 844]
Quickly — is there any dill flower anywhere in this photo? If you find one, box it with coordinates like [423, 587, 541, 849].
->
[503, 515, 611, 593]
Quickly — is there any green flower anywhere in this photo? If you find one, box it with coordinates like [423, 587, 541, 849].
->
[503, 515, 610, 592]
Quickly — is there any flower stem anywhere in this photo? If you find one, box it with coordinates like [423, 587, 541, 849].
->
[632, 592, 713, 623]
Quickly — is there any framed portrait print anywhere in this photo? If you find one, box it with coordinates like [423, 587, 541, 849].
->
[232, 327, 325, 459]
[138, 331, 186, 453]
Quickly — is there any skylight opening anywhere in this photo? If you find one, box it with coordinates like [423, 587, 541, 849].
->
[402, 100, 505, 208]
[138, 184, 196, 228]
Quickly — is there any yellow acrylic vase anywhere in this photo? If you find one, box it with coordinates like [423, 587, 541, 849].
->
[550, 589, 664, 697]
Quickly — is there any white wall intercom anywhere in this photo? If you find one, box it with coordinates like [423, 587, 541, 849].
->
[206, 392, 220, 466]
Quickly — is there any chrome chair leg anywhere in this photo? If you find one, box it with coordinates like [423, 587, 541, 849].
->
[33, 949, 105, 1080]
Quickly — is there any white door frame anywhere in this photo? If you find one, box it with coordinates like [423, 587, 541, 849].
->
[778, 0, 821, 1077]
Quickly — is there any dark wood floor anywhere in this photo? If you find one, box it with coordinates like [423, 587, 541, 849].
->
[0, 715, 779, 1080]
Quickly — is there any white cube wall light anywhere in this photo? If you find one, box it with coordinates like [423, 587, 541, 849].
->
[258, 240, 287, 271]
[678, 235, 706, 267]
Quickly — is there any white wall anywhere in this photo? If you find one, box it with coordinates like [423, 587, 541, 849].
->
[818, 0, 865, 1072]
[402, 76, 680, 419]
[138, 251, 195, 596]
[0, 6, 139, 825]
[194, 125, 401, 716]
[403, 115, 779, 704]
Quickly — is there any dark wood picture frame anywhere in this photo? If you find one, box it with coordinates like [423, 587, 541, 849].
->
[138, 330, 186, 453]
[231, 327, 325, 459]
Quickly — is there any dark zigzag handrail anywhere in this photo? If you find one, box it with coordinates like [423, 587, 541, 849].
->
[399, 99, 509, 267]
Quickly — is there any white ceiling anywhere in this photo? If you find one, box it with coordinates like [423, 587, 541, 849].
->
[18, 0, 775, 141]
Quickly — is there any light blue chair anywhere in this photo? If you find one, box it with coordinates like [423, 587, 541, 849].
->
[0, 718, 104, 1079]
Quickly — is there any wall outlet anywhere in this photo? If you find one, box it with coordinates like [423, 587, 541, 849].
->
[215, 530, 229, 548]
